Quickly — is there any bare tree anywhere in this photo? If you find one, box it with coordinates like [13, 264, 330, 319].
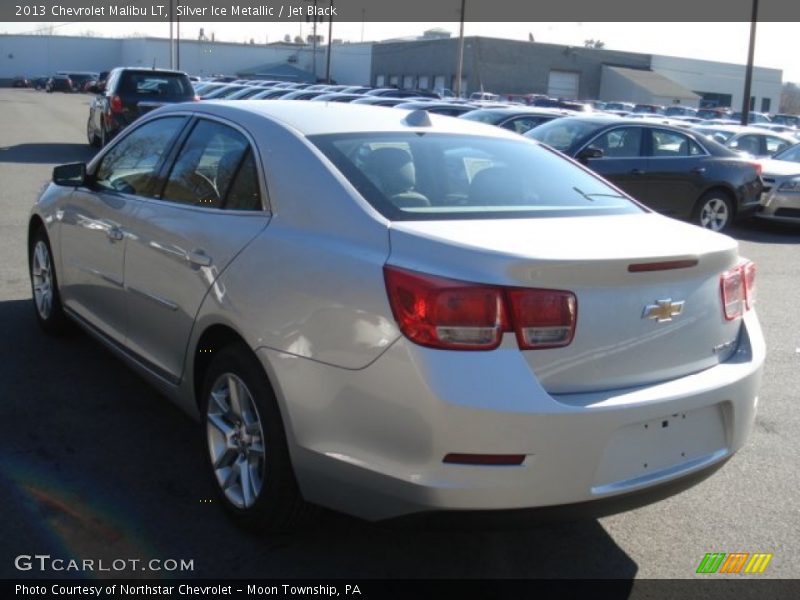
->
[780, 82, 800, 114]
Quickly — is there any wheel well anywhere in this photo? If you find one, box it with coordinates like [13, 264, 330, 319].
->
[192, 324, 253, 409]
[28, 216, 46, 257]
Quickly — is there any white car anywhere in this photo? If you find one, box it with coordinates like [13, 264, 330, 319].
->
[28, 101, 765, 529]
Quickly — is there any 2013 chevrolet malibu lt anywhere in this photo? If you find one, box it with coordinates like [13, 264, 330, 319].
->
[28, 101, 765, 529]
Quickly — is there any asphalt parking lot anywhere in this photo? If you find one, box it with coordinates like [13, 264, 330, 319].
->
[0, 88, 799, 581]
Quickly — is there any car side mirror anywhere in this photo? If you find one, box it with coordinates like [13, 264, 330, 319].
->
[577, 147, 604, 162]
[53, 163, 87, 187]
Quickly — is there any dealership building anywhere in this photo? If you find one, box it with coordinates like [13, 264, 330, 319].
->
[0, 31, 783, 110]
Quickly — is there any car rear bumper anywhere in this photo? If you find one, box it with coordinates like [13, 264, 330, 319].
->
[257, 311, 764, 521]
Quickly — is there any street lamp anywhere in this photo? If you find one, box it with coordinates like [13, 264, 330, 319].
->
[740, 0, 758, 125]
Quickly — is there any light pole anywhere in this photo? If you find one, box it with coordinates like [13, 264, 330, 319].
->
[325, 1, 334, 83]
[169, 0, 174, 69]
[456, 0, 466, 98]
[740, 0, 758, 125]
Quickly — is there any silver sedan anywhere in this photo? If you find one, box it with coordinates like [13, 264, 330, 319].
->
[28, 101, 765, 529]
[757, 142, 800, 223]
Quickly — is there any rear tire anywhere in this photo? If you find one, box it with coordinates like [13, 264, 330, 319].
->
[200, 343, 311, 531]
[29, 227, 71, 335]
[694, 190, 733, 232]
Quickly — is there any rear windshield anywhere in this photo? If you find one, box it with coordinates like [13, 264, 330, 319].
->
[309, 132, 642, 221]
[120, 72, 193, 98]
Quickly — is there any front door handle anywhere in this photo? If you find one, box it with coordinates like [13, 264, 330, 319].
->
[107, 226, 124, 241]
[691, 167, 707, 174]
[630, 169, 646, 175]
[186, 250, 212, 268]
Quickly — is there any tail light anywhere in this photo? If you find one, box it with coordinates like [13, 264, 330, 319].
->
[383, 266, 577, 351]
[193, 95, 201, 102]
[720, 260, 756, 320]
[109, 95, 124, 113]
[751, 162, 763, 177]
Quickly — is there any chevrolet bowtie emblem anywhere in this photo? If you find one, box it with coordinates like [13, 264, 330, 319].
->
[643, 299, 685, 322]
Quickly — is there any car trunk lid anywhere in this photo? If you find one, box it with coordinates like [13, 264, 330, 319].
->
[388, 213, 744, 394]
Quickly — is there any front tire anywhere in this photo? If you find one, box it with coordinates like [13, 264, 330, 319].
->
[694, 190, 733, 232]
[201, 343, 309, 531]
[29, 227, 71, 334]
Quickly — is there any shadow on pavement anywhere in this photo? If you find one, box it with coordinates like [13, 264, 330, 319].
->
[0, 143, 97, 165]
[0, 298, 637, 581]
[728, 218, 800, 244]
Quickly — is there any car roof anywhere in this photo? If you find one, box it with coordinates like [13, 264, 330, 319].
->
[159, 100, 526, 138]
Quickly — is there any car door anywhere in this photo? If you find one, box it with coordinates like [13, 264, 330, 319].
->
[58, 115, 188, 344]
[122, 116, 270, 383]
[579, 126, 650, 201]
[642, 128, 709, 217]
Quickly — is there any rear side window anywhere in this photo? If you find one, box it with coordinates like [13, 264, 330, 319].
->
[310, 132, 642, 221]
[119, 72, 194, 99]
[94, 117, 186, 196]
[161, 119, 262, 211]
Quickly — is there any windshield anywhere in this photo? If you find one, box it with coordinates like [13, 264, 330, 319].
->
[309, 132, 641, 221]
[460, 110, 504, 125]
[773, 143, 800, 163]
[525, 119, 602, 152]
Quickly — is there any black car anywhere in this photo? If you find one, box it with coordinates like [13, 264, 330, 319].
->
[12, 76, 31, 88]
[394, 101, 479, 116]
[365, 88, 440, 99]
[526, 116, 763, 231]
[461, 107, 571, 134]
[46, 76, 74, 93]
[87, 68, 195, 147]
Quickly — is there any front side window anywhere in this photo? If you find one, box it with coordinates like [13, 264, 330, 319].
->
[94, 117, 186, 196]
[161, 119, 261, 211]
[310, 132, 642, 221]
[589, 127, 643, 158]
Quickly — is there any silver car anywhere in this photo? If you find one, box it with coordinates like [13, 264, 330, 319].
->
[28, 101, 765, 529]
[758, 142, 800, 223]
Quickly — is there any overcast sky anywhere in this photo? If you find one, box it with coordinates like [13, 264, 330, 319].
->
[2, 21, 798, 84]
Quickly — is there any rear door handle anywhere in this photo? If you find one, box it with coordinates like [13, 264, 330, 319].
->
[630, 169, 646, 175]
[186, 250, 212, 268]
[691, 167, 707, 174]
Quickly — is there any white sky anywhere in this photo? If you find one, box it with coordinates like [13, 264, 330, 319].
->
[2, 21, 798, 83]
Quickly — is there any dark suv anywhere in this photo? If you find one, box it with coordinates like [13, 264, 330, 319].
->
[87, 67, 196, 147]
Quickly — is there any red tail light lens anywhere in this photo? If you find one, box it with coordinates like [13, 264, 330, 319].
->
[742, 261, 757, 309]
[751, 162, 763, 177]
[109, 95, 124, 113]
[383, 266, 577, 351]
[383, 266, 506, 350]
[721, 260, 756, 320]
[507, 289, 577, 349]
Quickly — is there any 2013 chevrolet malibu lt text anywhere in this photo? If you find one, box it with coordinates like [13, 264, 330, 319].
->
[27, 101, 765, 530]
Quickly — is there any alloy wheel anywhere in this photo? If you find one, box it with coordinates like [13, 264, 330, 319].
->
[31, 240, 54, 320]
[206, 373, 266, 509]
[699, 197, 730, 232]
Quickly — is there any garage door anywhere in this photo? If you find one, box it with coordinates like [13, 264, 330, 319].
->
[548, 70, 579, 99]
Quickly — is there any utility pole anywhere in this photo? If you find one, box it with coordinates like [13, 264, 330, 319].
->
[169, 0, 174, 68]
[325, 1, 333, 83]
[456, 0, 466, 98]
[176, 1, 181, 70]
[741, 0, 758, 125]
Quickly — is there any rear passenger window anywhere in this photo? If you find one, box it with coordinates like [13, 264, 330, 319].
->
[161, 119, 262, 211]
[651, 129, 694, 157]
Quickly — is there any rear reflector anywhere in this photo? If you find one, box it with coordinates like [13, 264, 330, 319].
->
[443, 453, 526, 466]
[721, 260, 756, 320]
[628, 259, 699, 272]
[384, 266, 577, 351]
